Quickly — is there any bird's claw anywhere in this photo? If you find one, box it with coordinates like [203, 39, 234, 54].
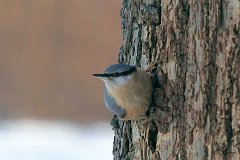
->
[145, 62, 159, 73]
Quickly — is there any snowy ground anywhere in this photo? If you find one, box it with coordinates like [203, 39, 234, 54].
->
[0, 120, 114, 160]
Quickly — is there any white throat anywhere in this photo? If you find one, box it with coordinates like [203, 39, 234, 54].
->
[114, 75, 132, 86]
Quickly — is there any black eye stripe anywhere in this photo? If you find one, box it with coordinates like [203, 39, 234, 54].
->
[105, 67, 136, 77]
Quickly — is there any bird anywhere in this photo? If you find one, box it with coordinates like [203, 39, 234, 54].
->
[93, 63, 153, 120]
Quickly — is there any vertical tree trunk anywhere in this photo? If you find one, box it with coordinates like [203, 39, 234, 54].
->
[112, 0, 239, 160]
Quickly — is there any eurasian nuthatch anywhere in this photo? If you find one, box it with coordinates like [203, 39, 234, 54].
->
[93, 64, 153, 120]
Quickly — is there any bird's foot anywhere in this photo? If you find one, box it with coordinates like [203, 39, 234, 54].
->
[145, 62, 159, 73]
[138, 115, 151, 126]
[118, 113, 126, 119]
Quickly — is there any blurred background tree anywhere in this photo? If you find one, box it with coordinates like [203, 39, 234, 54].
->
[0, 0, 121, 122]
[0, 1, 123, 160]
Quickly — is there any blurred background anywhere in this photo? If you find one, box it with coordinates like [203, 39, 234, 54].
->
[0, 0, 122, 159]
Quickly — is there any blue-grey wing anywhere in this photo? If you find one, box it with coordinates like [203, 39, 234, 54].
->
[104, 86, 126, 117]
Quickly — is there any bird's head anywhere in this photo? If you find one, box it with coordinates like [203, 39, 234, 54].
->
[93, 64, 136, 88]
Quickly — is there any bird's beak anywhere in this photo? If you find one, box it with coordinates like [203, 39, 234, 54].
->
[92, 73, 107, 78]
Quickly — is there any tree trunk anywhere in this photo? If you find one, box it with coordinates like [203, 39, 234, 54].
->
[112, 0, 240, 160]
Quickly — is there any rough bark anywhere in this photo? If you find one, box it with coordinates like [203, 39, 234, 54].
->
[112, 0, 240, 160]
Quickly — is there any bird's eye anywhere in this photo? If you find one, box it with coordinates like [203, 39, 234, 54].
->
[115, 73, 120, 77]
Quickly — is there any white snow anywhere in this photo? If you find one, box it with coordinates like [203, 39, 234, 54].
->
[0, 120, 114, 160]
